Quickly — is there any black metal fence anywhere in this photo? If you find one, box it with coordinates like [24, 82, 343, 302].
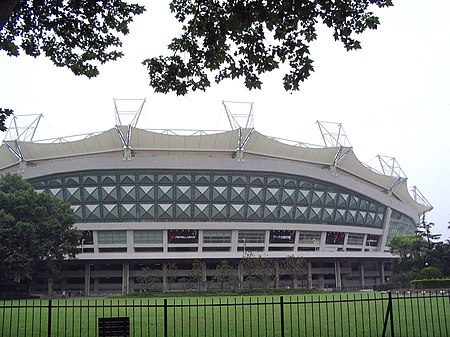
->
[0, 291, 449, 337]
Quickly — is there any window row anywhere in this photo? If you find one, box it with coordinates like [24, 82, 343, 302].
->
[86, 230, 380, 247]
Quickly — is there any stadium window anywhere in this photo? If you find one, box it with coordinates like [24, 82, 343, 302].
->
[238, 230, 265, 244]
[133, 230, 163, 244]
[366, 235, 380, 247]
[298, 231, 321, 244]
[203, 230, 231, 244]
[347, 234, 364, 246]
[97, 230, 127, 244]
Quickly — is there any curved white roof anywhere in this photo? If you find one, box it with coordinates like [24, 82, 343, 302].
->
[0, 127, 431, 215]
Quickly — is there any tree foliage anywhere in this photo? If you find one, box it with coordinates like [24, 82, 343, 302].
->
[0, 1, 395, 130]
[0, 108, 13, 132]
[136, 267, 160, 291]
[280, 254, 307, 287]
[389, 235, 428, 259]
[389, 233, 450, 286]
[0, 0, 145, 78]
[0, 173, 78, 285]
[144, 0, 394, 95]
[214, 259, 235, 290]
[190, 259, 204, 291]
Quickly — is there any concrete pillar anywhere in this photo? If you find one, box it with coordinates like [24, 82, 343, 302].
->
[380, 261, 385, 285]
[318, 274, 325, 289]
[293, 276, 299, 288]
[335, 261, 342, 290]
[84, 264, 91, 296]
[202, 262, 207, 291]
[47, 278, 54, 297]
[274, 260, 280, 288]
[122, 263, 130, 295]
[93, 277, 99, 294]
[238, 263, 244, 289]
[307, 263, 313, 289]
[360, 261, 365, 288]
[162, 263, 168, 293]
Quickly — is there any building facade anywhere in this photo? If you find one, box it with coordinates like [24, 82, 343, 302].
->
[0, 126, 431, 295]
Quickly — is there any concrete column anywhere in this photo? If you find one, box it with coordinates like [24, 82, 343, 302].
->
[84, 264, 91, 297]
[274, 260, 280, 288]
[238, 263, 244, 289]
[47, 278, 54, 297]
[202, 262, 207, 291]
[162, 263, 168, 293]
[360, 261, 365, 288]
[307, 263, 313, 289]
[335, 261, 342, 290]
[380, 261, 385, 284]
[122, 263, 130, 295]
[318, 274, 325, 289]
[93, 277, 99, 294]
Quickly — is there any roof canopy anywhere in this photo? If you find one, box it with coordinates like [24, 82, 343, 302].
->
[1, 127, 431, 214]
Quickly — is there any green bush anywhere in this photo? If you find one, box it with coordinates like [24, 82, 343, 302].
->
[410, 278, 450, 289]
[417, 267, 443, 280]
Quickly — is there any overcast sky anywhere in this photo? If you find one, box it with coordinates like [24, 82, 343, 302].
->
[1, 1, 449, 237]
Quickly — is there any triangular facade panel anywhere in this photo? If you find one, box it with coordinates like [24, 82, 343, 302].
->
[84, 187, 99, 202]
[121, 204, 137, 220]
[176, 174, 192, 184]
[211, 204, 227, 220]
[194, 204, 209, 220]
[158, 186, 173, 202]
[67, 187, 81, 203]
[194, 186, 209, 202]
[212, 186, 228, 202]
[138, 186, 155, 202]
[139, 204, 155, 220]
[229, 204, 245, 220]
[65, 177, 79, 186]
[102, 186, 117, 202]
[120, 186, 136, 202]
[263, 205, 278, 221]
[138, 174, 154, 184]
[297, 189, 311, 205]
[101, 175, 116, 184]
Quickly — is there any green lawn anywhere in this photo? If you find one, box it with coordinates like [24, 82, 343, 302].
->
[1, 292, 449, 337]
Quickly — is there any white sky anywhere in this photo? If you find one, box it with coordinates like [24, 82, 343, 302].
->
[1, 1, 449, 238]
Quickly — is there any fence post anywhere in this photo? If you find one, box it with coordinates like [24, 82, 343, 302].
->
[280, 296, 285, 337]
[47, 299, 52, 337]
[164, 298, 168, 337]
[381, 291, 394, 337]
[389, 292, 394, 337]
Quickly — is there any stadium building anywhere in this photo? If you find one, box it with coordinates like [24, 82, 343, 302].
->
[0, 102, 432, 295]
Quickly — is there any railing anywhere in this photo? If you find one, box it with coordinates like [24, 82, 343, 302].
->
[0, 291, 448, 337]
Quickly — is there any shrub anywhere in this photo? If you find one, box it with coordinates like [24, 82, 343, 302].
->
[410, 278, 450, 289]
[417, 267, 443, 280]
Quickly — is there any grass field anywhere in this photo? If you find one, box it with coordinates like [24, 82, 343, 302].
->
[0, 291, 449, 337]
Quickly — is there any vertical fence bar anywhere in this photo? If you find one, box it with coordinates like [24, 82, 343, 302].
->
[389, 292, 394, 337]
[280, 296, 285, 337]
[382, 291, 392, 337]
[47, 299, 52, 337]
[164, 299, 168, 337]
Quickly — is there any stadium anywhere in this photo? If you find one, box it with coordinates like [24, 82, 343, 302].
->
[0, 102, 432, 295]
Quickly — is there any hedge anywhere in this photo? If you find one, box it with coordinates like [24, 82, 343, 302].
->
[410, 278, 450, 289]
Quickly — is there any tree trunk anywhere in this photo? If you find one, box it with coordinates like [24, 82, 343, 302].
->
[0, 0, 20, 30]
